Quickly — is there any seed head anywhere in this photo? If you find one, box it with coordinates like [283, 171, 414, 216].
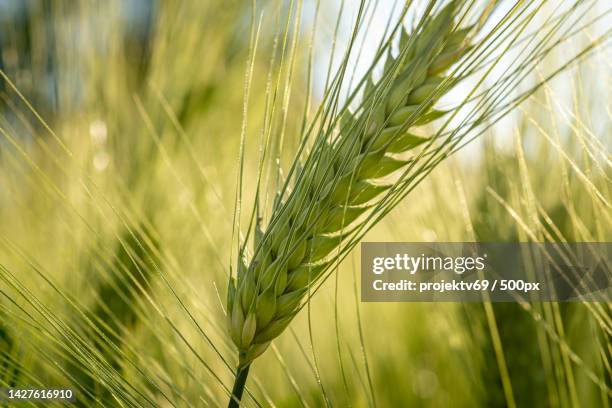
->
[228, 2, 474, 367]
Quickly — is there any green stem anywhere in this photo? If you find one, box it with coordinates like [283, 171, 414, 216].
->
[228, 363, 250, 408]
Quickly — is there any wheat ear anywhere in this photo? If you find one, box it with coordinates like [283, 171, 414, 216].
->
[227, 4, 473, 406]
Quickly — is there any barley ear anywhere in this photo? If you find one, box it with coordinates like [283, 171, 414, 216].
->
[228, 4, 476, 367]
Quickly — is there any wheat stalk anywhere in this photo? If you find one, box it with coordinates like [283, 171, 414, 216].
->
[226, 3, 475, 406]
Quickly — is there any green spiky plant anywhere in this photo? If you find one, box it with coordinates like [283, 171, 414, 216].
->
[227, 5, 474, 399]
[224, 0, 598, 404]
[224, 0, 612, 404]
[0, 0, 609, 406]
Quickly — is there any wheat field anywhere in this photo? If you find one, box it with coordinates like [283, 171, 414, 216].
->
[0, 1, 610, 407]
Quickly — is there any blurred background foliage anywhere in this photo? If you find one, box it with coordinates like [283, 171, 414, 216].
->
[0, 0, 610, 407]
